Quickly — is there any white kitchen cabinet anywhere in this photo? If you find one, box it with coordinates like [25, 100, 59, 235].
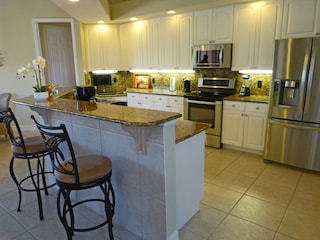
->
[84, 24, 121, 71]
[193, 6, 234, 45]
[153, 95, 184, 114]
[160, 13, 193, 70]
[127, 92, 153, 109]
[281, 0, 320, 38]
[232, 1, 282, 71]
[127, 92, 184, 115]
[222, 101, 268, 151]
[149, 18, 161, 70]
[119, 23, 141, 70]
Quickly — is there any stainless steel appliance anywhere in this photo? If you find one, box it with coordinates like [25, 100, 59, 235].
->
[192, 44, 232, 69]
[90, 73, 112, 94]
[184, 77, 236, 148]
[264, 37, 320, 171]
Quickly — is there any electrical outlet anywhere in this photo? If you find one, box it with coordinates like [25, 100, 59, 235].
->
[113, 78, 117, 83]
[258, 80, 262, 88]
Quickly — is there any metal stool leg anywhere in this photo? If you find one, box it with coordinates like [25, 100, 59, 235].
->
[9, 157, 22, 212]
[27, 157, 44, 220]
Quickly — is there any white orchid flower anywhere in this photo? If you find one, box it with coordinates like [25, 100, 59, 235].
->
[32, 56, 46, 68]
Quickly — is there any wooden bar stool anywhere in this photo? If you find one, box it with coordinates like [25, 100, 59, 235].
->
[31, 115, 115, 240]
[0, 108, 55, 220]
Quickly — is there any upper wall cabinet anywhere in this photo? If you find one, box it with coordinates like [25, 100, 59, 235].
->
[281, 0, 320, 38]
[193, 6, 234, 45]
[119, 21, 150, 70]
[160, 13, 194, 69]
[84, 24, 121, 71]
[232, 1, 282, 71]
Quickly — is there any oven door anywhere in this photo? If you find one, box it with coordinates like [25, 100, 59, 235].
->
[184, 99, 222, 147]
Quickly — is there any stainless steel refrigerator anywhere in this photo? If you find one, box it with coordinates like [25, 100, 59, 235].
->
[264, 37, 320, 171]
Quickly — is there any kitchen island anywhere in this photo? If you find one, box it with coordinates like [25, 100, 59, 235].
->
[13, 95, 209, 240]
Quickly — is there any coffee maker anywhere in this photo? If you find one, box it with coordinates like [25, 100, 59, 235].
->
[183, 79, 191, 93]
[239, 75, 251, 96]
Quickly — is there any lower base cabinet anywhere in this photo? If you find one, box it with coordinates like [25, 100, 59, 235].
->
[222, 100, 268, 151]
[127, 92, 184, 116]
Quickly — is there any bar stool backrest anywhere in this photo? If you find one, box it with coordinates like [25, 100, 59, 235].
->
[31, 115, 81, 186]
[0, 93, 11, 110]
[0, 108, 28, 158]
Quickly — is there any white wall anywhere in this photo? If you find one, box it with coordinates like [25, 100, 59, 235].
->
[0, 0, 84, 125]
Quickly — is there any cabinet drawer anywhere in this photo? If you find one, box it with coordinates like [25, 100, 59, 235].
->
[127, 93, 140, 101]
[223, 101, 245, 111]
[153, 95, 169, 104]
[246, 103, 268, 114]
[169, 96, 184, 105]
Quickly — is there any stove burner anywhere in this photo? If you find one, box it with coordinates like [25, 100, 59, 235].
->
[184, 77, 236, 102]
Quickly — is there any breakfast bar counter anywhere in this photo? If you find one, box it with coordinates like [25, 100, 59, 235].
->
[13, 95, 209, 240]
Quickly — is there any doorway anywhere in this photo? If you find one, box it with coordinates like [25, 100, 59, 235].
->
[32, 19, 79, 88]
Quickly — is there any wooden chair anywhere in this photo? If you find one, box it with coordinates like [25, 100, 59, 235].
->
[31, 115, 115, 240]
[0, 108, 55, 220]
[0, 93, 11, 138]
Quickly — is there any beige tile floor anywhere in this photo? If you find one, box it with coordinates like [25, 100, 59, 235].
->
[1, 133, 320, 240]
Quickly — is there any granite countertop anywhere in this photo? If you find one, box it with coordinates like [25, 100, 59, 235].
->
[126, 88, 185, 97]
[13, 95, 181, 126]
[223, 94, 269, 103]
[175, 119, 210, 144]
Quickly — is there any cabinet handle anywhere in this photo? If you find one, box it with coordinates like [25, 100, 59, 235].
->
[256, 106, 260, 110]
[232, 104, 236, 107]
[241, 113, 244, 116]
[209, 40, 215, 43]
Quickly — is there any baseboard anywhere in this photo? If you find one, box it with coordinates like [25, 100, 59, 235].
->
[222, 144, 263, 155]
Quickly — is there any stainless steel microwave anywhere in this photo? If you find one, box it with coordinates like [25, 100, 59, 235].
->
[192, 43, 232, 68]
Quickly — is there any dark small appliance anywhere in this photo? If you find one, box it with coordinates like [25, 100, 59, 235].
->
[75, 86, 96, 101]
[183, 79, 191, 93]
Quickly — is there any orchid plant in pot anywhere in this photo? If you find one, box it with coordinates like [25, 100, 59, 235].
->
[16, 56, 56, 100]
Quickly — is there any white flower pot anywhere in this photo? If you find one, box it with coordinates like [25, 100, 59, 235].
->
[33, 91, 48, 101]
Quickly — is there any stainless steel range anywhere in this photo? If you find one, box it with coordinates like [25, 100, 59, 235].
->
[184, 77, 235, 148]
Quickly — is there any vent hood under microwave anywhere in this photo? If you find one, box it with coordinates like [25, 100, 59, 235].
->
[193, 43, 232, 69]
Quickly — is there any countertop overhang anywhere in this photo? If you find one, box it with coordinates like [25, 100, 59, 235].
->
[13, 95, 181, 126]
[13, 93, 210, 143]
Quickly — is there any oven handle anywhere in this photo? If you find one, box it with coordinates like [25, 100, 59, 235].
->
[186, 99, 222, 106]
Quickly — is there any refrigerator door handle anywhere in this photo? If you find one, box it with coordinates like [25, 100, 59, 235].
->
[305, 44, 316, 114]
[269, 119, 320, 131]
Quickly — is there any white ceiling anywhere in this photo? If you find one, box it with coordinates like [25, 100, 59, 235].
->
[50, 0, 255, 23]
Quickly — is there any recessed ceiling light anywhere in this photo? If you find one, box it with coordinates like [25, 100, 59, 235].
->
[130, 17, 138, 21]
[97, 21, 105, 24]
[167, 10, 176, 15]
[69, 0, 80, 2]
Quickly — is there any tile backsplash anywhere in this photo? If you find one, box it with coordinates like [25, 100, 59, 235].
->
[86, 69, 271, 96]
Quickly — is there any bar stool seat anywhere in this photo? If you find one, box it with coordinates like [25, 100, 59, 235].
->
[31, 115, 115, 240]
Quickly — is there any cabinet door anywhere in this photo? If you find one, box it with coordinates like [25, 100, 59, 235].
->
[149, 18, 161, 69]
[243, 113, 267, 150]
[212, 6, 234, 43]
[221, 110, 244, 147]
[133, 20, 150, 69]
[193, 9, 213, 44]
[176, 13, 193, 69]
[232, 3, 257, 70]
[119, 23, 138, 70]
[282, 0, 320, 38]
[254, 1, 282, 69]
[84, 25, 120, 71]
[160, 15, 177, 69]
